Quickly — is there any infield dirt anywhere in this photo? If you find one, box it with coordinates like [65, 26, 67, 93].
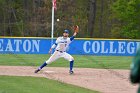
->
[0, 66, 138, 93]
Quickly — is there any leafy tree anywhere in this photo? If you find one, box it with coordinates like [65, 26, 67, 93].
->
[111, 0, 140, 39]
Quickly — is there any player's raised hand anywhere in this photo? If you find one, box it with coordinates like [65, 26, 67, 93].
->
[73, 25, 79, 33]
[73, 25, 79, 36]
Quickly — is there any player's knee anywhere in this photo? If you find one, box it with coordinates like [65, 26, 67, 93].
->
[70, 57, 74, 61]
[45, 60, 51, 65]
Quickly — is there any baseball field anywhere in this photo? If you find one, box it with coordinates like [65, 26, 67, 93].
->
[0, 54, 138, 93]
[0, 54, 132, 68]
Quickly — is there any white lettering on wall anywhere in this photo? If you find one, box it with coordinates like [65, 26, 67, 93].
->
[14, 40, 22, 52]
[101, 41, 108, 53]
[118, 42, 125, 54]
[83, 41, 91, 53]
[92, 41, 100, 53]
[5, 40, 14, 51]
[23, 40, 31, 52]
[109, 41, 116, 53]
[0, 39, 3, 51]
[127, 42, 135, 54]
[83, 40, 139, 55]
[32, 40, 40, 52]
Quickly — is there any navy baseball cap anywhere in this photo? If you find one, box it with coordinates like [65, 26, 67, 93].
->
[64, 29, 69, 34]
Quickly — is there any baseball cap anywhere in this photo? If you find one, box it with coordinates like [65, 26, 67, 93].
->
[64, 29, 69, 34]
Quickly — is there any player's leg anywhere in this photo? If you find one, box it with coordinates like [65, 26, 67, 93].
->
[35, 51, 60, 73]
[62, 52, 74, 74]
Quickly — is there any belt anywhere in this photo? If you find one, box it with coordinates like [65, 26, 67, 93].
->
[56, 50, 65, 53]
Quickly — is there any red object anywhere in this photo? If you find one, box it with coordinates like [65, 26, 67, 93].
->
[53, 0, 57, 10]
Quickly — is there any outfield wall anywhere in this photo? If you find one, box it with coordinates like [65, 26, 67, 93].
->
[0, 37, 140, 56]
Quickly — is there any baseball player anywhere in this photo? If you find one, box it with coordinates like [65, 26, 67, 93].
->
[130, 46, 140, 93]
[35, 25, 79, 74]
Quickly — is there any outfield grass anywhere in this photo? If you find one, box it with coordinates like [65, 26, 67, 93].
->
[0, 54, 132, 69]
[0, 76, 99, 93]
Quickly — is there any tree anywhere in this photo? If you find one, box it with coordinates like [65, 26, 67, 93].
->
[111, 0, 140, 39]
[99, 0, 103, 37]
[88, 0, 96, 37]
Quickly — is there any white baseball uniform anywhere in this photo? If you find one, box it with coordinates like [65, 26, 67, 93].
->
[45, 36, 74, 64]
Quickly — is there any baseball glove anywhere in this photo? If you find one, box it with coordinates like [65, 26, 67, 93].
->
[73, 25, 79, 33]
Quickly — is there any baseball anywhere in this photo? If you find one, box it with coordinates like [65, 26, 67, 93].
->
[57, 19, 60, 22]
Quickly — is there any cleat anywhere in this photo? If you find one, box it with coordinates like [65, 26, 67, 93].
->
[69, 70, 74, 74]
[34, 69, 40, 73]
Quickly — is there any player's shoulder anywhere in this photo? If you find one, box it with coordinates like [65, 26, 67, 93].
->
[57, 36, 70, 40]
[67, 37, 70, 40]
[57, 36, 63, 39]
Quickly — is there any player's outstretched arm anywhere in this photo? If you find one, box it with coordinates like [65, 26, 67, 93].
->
[70, 25, 79, 41]
[73, 32, 77, 37]
[73, 25, 79, 36]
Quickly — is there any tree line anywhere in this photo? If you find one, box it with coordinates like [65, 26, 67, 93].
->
[0, 0, 139, 39]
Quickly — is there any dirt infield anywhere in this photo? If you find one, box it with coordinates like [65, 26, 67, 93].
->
[0, 66, 138, 93]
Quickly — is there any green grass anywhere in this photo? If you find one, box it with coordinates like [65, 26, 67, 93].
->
[0, 54, 132, 69]
[0, 75, 99, 93]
